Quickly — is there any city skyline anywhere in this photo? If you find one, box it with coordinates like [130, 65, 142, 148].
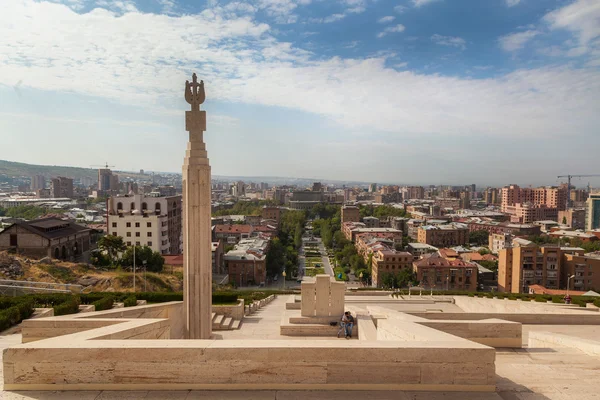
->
[1, 0, 599, 186]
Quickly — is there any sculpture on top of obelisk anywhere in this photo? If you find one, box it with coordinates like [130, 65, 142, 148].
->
[182, 73, 212, 339]
[184, 73, 205, 111]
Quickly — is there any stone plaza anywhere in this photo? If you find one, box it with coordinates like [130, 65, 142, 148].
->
[2, 75, 600, 399]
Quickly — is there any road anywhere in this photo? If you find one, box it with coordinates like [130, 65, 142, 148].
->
[317, 239, 334, 277]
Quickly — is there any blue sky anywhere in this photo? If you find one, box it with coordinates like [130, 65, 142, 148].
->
[0, 0, 599, 187]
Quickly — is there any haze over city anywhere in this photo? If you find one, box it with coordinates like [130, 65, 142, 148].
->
[1, 0, 599, 186]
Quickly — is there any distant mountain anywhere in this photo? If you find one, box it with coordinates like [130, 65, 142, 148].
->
[0, 159, 382, 187]
[0, 160, 97, 181]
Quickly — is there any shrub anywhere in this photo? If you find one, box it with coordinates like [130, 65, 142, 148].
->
[534, 296, 547, 302]
[92, 296, 114, 311]
[135, 292, 183, 303]
[212, 293, 238, 305]
[0, 298, 34, 332]
[123, 295, 137, 307]
[468, 293, 475, 297]
[54, 298, 80, 316]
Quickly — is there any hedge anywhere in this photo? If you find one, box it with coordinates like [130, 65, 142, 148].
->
[92, 296, 114, 311]
[54, 298, 80, 316]
[0, 298, 34, 332]
[123, 295, 137, 307]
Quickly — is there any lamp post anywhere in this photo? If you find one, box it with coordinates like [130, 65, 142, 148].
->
[282, 271, 287, 290]
[566, 274, 575, 300]
[446, 275, 449, 291]
[359, 272, 363, 287]
[142, 260, 147, 292]
[133, 245, 136, 292]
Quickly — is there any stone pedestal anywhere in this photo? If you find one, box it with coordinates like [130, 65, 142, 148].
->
[301, 275, 345, 317]
[182, 109, 212, 339]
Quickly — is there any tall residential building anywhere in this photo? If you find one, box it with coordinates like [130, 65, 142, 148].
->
[405, 186, 425, 200]
[341, 205, 360, 223]
[369, 183, 377, 193]
[413, 255, 477, 291]
[498, 244, 585, 293]
[98, 169, 113, 191]
[107, 193, 182, 255]
[586, 193, 600, 231]
[312, 182, 323, 192]
[30, 175, 46, 191]
[501, 184, 567, 212]
[459, 191, 471, 209]
[50, 177, 74, 198]
[504, 203, 559, 224]
[484, 188, 499, 205]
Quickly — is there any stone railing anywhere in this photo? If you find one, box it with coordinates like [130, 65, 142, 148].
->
[244, 295, 276, 315]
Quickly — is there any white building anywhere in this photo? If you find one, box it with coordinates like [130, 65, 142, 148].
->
[107, 194, 182, 254]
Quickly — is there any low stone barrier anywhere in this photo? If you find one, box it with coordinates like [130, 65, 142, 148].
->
[31, 308, 54, 319]
[528, 331, 600, 356]
[244, 295, 276, 316]
[213, 299, 244, 320]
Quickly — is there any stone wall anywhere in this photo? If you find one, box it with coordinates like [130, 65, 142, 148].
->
[213, 299, 244, 320]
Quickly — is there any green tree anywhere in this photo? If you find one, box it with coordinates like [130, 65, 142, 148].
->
[395, 268, 416, 288]
[97, 235, 126, 265]
[562, 216, 567, 225]
[266, 237, 285, 277]
[468, 230, 489, 246]
[121, 245, 165, 272]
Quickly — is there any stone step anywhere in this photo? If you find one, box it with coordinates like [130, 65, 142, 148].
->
[211, 312, 216, 321]
[212, 314, 224, 329]
[213, 317, 233, 331]
[231, 319, 242, 330]
[280, 323, 358, 338]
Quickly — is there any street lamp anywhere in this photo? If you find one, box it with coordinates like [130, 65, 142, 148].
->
[446, 275, 449, 291]
[566, 274, 575, 299]
[133, 245, 136, 292]
[282, 271, 287, 290]
[142, 260, 147, 292]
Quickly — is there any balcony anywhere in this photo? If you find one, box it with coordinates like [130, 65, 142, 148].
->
[523, 271, 534, 279]
[547, 271, 557, 278]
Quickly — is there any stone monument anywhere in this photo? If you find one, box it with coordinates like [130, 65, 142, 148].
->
[182, 73, 212, 339]
[301, 274, 345, 317]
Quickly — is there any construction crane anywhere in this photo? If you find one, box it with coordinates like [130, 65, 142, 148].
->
[557, 174, 600, 208]
[90, 163, 115, 169]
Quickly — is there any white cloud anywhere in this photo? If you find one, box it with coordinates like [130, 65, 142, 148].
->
[498, 30, 539, 51]
[1, 0, 599, 142]
[377, 24, 406, 38]
[412, 0, 441, 7]
[506, 0, 520, 7]
[377, 16, 395, 24]
[394, 5, 408, 13]
[544, 0, 600, 46]
[431, 34, 466, 50]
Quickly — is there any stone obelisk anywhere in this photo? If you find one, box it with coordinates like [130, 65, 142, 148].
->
[182, 73, 212, 339]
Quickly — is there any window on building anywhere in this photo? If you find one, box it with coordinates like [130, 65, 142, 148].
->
[136, 241, 140, 246]
[147, 222, 152, 228]
[112, 232, 117, 236]
[126, 232, 131, 237]
[112, 222, 117, 228]
[117, 202, 123, 210]
[148, 232, 152, 237]
[136, 232, 140, 237]
[126, 222, 131, 228]
[155, 203, 161, 213]
[142, 202, 147, 211]
[135, 222, 140, 228]
[9, 234, 17, 246]
[148, 241, 152, 247]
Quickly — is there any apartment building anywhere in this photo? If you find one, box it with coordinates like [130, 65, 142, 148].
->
[413, 255, 477, 291]
[261, 206, 281, 225]
[501, 185, 567, 211]
[417, 223, 469, 247]
[498, 244, 584, 293]
[467, 220, 541, 236]
[107, 194, 182, 254]
[342, 222, 403, 243]
[50, 177, 74, 198]
[562, 253, 600, 292]
[586, 193, 600, 231]
[363, 216, 380, 228]
[225, 237, 270, 286]
[341, 205, 360, 223]
[371, 249, 413, 287]
[558, 208, 586, 230]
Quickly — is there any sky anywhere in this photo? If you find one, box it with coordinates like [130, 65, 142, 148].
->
[0, 0, 599, 187]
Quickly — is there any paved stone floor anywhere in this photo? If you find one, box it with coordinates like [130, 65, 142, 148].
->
[2, 297, 600, 399]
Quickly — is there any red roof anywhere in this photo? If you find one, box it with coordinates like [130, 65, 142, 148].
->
[163, 254, 183, 265]
[528, 284, 586, 296]
[214, 224, 253, 234]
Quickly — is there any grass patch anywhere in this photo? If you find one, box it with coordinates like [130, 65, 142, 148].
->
[306, 267, 325, 277]
[145, 273, 174, 292]
[38, 265, 77, 283]
[334, 267, 348, 281]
